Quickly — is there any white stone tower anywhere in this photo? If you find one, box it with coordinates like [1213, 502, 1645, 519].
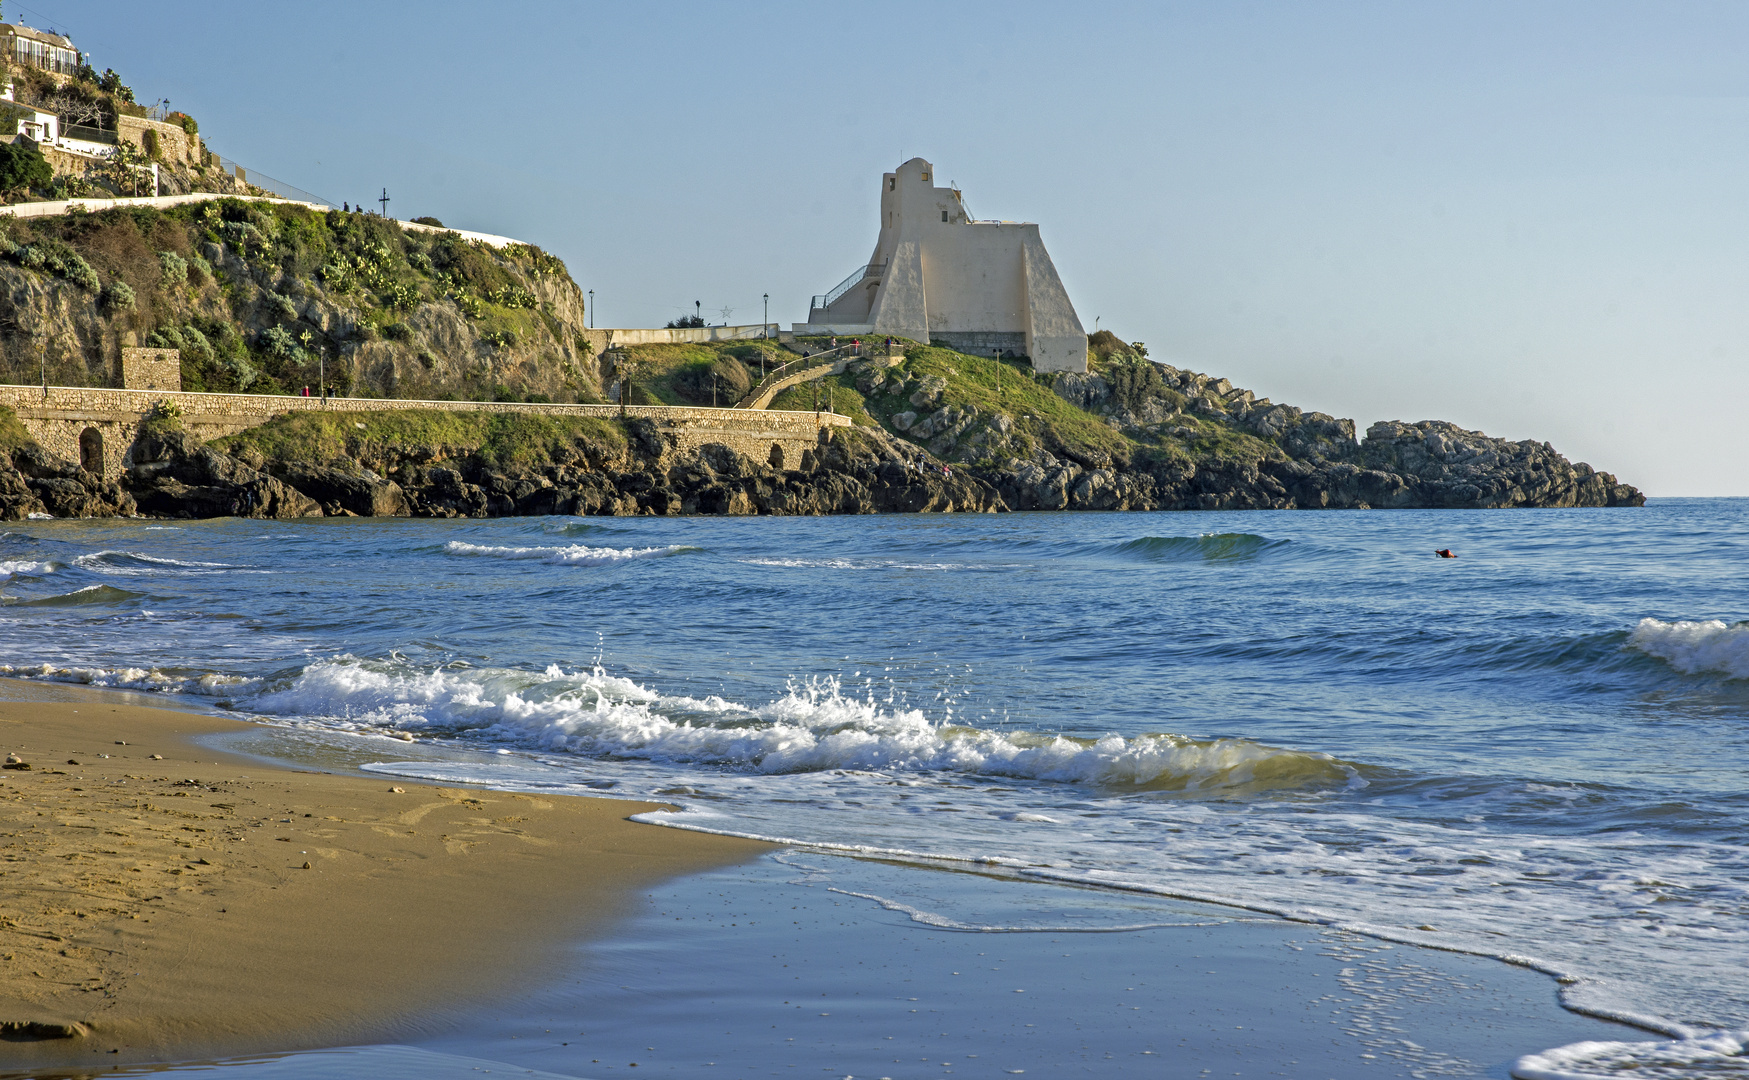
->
[796, 158, 1087, 373]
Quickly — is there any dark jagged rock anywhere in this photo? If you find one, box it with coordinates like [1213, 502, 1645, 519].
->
[0, 442, 134, 520]
[126, 427, 319, 520]
[266, 462, 409, 517]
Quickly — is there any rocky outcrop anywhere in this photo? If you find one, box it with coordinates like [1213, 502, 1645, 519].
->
[380, 424, 1000, 519]
[1356, 420, 1642, 509]
[999, 358, 1644, 511]
[125, 428, 319, 519]
[0, 443, 133, 520]
[0, 419, 994, 521]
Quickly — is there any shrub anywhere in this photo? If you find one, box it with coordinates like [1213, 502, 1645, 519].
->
[17, 239, 100, 291]
[167, 111, 198, 136]
[142, 398, 183, 436]
[179, 324, 214, 362]
[380, 281, 419, 310]
[270, 292, 299, 321]
[384, 321, 412, 341]
[158, 250, 188, 287]
[101, 281, 136, 312]
[0, 140, 53, 193]
[665, 314, 705, 329]
[258, 326, 295, 357]
[482, 328, 517, 349]
[452, 291, 484, 319]
[412, 216, 443, 227]
[141, 129, 160, 160]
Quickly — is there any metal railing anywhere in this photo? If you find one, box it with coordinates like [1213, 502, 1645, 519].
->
[61, 123, 117, 146]
[734, 342, 862, 409]
[207, 154, 336, 208]
[810, 260, 885, 312]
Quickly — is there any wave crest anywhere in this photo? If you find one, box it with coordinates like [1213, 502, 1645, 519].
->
[1110, 533, 1290, 563]
[9, 585, 144, 607]
[0, 558, 57, 577]
[1627, 618, 1749, 680]
[444, 541, 697, 565]
[251, 659, 1357, 793]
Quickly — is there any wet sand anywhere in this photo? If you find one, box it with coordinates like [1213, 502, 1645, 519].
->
[0, 681, 768, 1071]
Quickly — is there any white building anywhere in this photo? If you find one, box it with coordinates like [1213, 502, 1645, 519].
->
[794, 157, 1087, 373]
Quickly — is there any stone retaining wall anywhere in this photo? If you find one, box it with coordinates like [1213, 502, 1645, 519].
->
[0, 385, 849, 480]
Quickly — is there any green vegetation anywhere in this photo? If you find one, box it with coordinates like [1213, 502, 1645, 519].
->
[214, 409, 627, 471]
[0, 197, 585, 399]
[0, 405, 36, 453]
[0, 140, 51, 196]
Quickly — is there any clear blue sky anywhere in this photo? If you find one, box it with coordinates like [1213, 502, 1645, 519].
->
[24, 0, 1748, 495]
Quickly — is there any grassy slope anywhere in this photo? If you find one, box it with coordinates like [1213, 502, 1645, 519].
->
[214, 409, 627, 471]
[616, 336, 1282, 471]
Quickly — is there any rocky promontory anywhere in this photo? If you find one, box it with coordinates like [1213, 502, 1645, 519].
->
[0, 385, 1641, 522]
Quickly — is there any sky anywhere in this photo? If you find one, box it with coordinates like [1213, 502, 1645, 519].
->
[21, 0, 1748, 495]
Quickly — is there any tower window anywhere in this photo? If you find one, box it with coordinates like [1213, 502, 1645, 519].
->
[888, 177, 895, 190]
[921, 172, 930, 181]
[941, 210, 948, 222]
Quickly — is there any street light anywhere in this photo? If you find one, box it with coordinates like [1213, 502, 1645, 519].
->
[694, 300, 701, 326]
[588, 290, 594, 329]
[763, 293, 769, 338]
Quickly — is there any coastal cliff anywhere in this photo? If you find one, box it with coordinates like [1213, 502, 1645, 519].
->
[0, 198, 598, 403]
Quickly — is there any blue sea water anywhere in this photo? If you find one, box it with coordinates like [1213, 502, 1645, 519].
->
[1, 499, 1745, 1077]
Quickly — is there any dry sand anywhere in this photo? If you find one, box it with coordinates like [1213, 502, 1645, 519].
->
[0, 682, 767, 1070]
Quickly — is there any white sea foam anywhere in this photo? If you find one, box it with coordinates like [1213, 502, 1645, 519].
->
[0, 662, 258, 695]
[1628, 617, 1749, 680]
[251, 658, 1352, 791]
[71, 550, 233, 575]
[444, 541, 695, 565]
[739, 557, 967, 571]
[0, 558, 56, 576]
[1513, 1029, 1749, 1079]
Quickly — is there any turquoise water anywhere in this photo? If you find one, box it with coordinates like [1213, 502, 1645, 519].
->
[1, 500, 1745, 1076]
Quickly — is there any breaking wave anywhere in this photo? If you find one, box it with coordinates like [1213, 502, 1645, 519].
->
[0, 558, 57, 577]
[1627, 618, 1749, 680]
[1514, 1029, 1749, 1079]
[0, 661, 259, 695]
[444, 541, 698, 565]
[251, 658, 1359, 792]
[72, 550, 232, 574]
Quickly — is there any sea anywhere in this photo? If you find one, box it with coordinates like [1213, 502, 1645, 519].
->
[0, 500, 1745, 1079]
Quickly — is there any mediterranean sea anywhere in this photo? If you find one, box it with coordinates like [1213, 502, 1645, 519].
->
[1, 500, 1744, 1078]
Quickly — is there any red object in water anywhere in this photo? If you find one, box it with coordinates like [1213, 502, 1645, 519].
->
[1435, 548, 1456, 558]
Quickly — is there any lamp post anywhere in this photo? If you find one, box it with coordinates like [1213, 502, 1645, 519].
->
[694, 300, 701, 326]
[588, 290, 594, 329]
[319, 351, 326, 406]
[763, 293, 769, 338]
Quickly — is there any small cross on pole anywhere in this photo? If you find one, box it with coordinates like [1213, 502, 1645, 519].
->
[378, 188, 390, 218]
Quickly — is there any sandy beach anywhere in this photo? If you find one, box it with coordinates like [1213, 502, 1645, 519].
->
[0, 680, 767, 1071]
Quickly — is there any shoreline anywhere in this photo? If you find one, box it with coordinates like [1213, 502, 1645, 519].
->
[0, 679, 768, 1070]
